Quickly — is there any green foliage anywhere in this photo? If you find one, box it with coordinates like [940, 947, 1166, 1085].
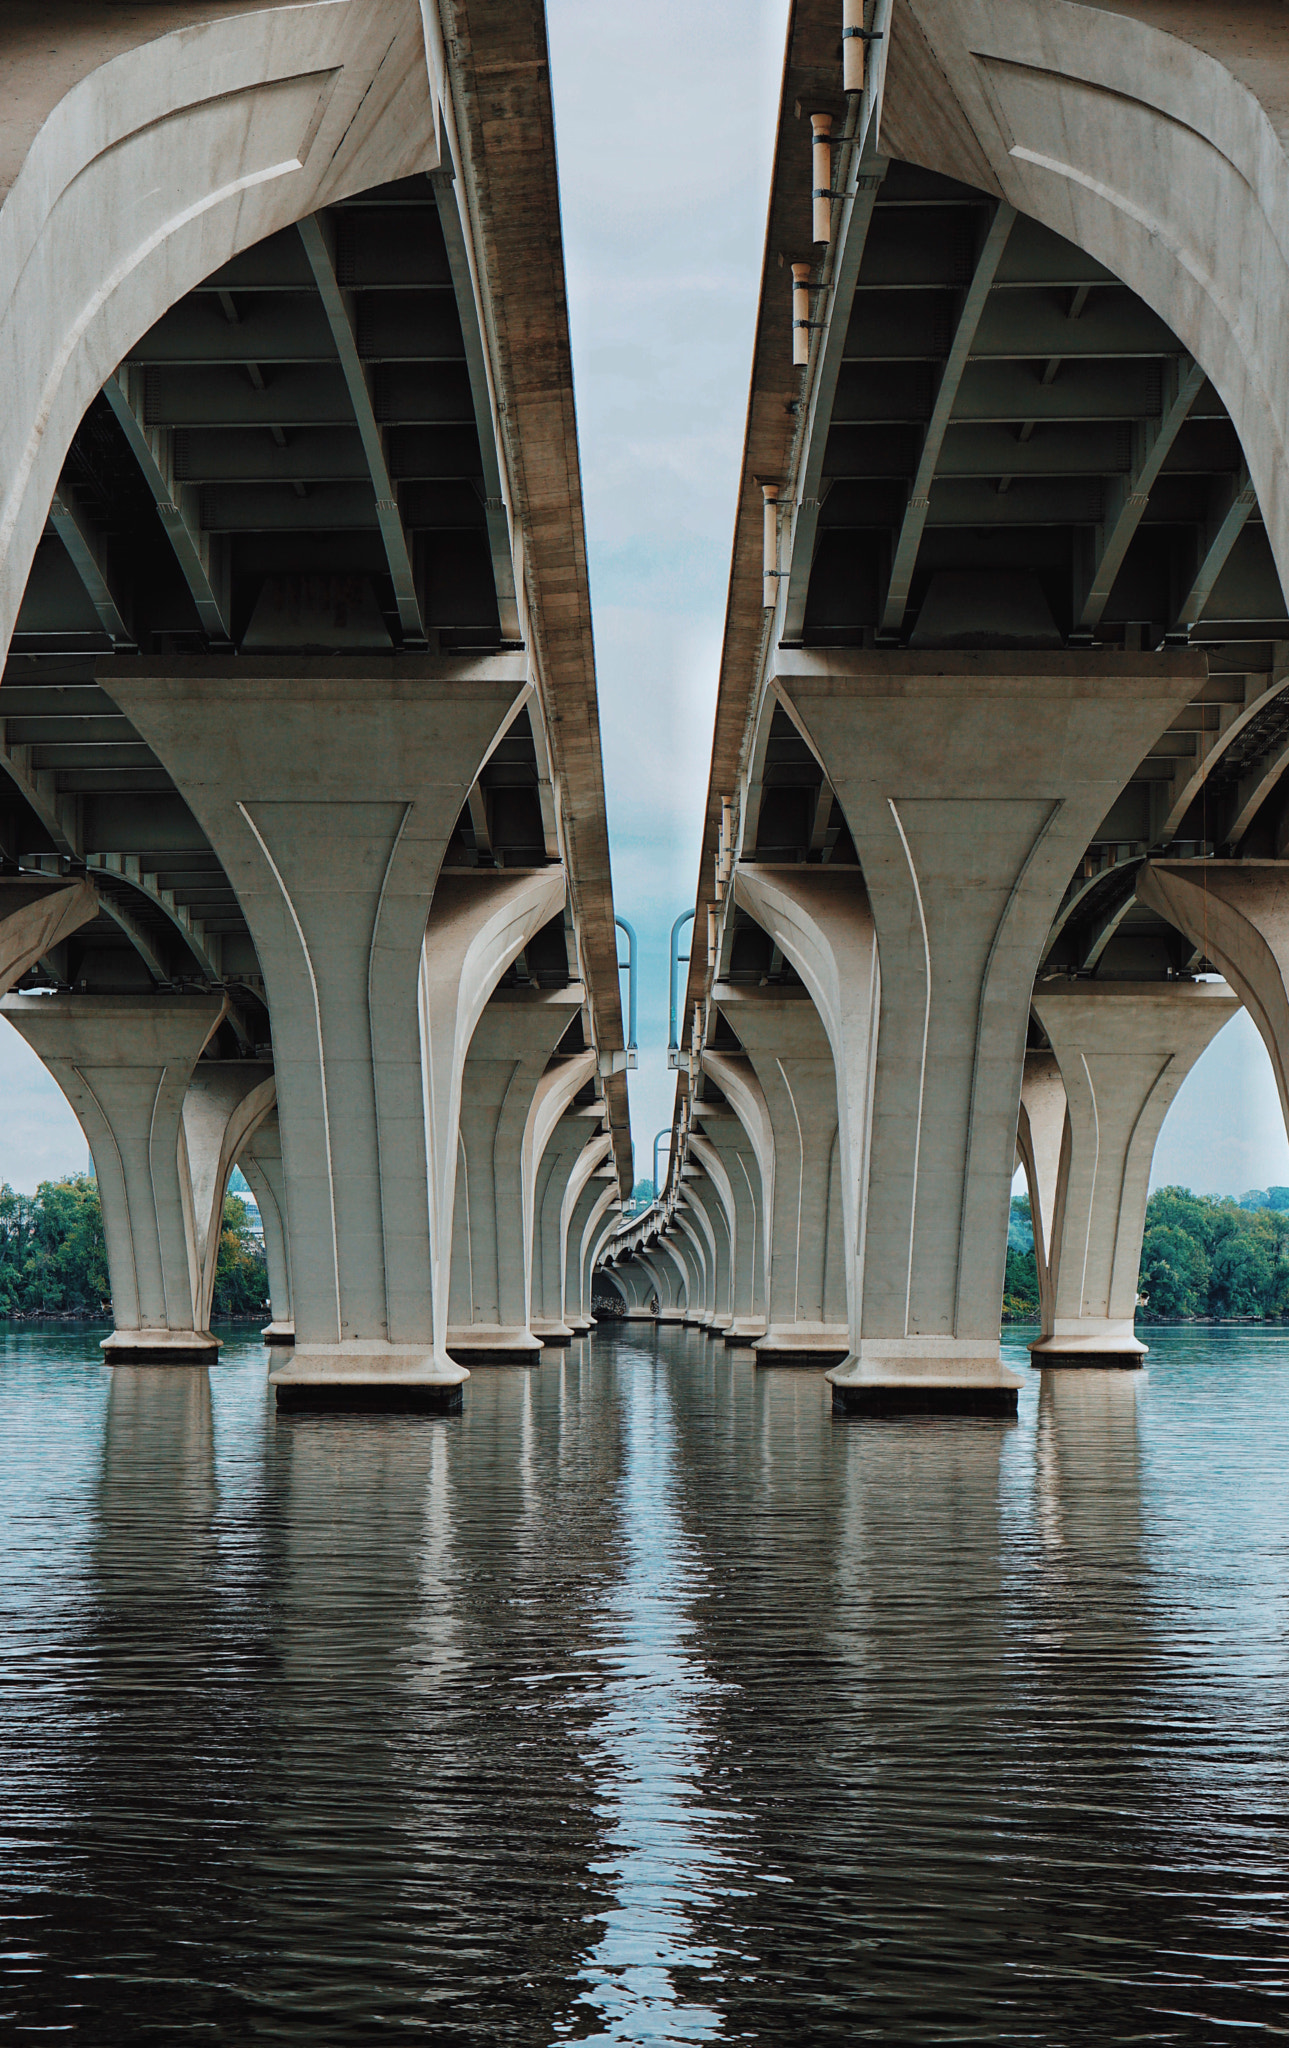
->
[1008, 1193, 1034, 1252]
[211, 1193, 269, 1316]
[1002, 1243, 1040, 1322]
[0, 1177, 267, 1320]
[1138, 1222, 1209, 1320]
[1137, 1186, 1289, 1322]
[630, 1177, 657, 1211]
[0, 1176, 109, 1315]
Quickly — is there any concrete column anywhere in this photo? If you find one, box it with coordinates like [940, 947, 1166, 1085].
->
[1016, 1048, 1067, 1330]
[732, 866, 879, 1369]
[774, 648, 1203, 1414]
[526, 1050, 601, 1342]
[678, 1176, 720, 1323]
[1139, 863, 1289, 1137]
[239, 1109, 293, 1343]
[1, 991, 229, 1358]
[682, 1168, 733, 1331]
[712, 985, 848, 1363]
[560, 1135, 613, 1331]
[690, 1102, 767, 1341]
[670, 1218, 709, 1325]
[102, 659, 534, 1399]
[182, 1059, 277, 1330]
[611, 1256, 655, 1319]
[584, 1201, 623, 1318]
[639, 1243, 686, 1323]
[447, 985, 584, 1363]
[573, 1178, 620, 1325]
[421, 870, 568, 1366]
[0, 879, 99, 992]
[1029, 979, 1238, 1363]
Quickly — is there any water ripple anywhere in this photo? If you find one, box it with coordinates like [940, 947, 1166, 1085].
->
[1, 1322, 1288, 2041]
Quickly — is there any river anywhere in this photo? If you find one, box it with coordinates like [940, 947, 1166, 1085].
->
[2, 1321, 1287, 2042]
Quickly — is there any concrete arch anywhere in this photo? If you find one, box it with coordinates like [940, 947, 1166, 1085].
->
[883, 1, 1289, 596]
[0, 0, 451, 666]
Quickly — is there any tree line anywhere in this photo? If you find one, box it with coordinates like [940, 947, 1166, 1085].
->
[1004, 1186, 1289, 1324]
[0, 1177, 268, 1319]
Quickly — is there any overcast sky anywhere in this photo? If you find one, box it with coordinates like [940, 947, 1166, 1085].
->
[0, 1, 1283, 1201]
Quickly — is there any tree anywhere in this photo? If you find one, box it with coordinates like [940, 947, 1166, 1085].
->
[211, 1194, 269, 1316]
[1002, 1244, 1040, 1321]
[1139, 1223, 1209, 1320]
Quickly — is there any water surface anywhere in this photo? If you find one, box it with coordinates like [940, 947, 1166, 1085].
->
[2, 1322, 1288, 2042]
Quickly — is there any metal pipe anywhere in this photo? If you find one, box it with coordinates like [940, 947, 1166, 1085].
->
[614, 915, 638, 1054]
[843, 0, 869, 94]
[668, 909, 695, 1052]
[792, 263, 812, 367]
[653, 1127, 672, 1198]
[811, 114, 833, 244]
[762, 484, 780, 608]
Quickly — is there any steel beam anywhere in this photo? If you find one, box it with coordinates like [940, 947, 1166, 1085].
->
[1077, 357, 1206, 631]
[46, 489, 133, 647]
[1174, 466, 1259, 631]
[429, 165, 521, 642]
[87, 851, 222, 978]
[880, 204, 1016, 634]
[104, 367, 231, 642]
[781, 139, 888, 642]
[297, 213, 427, 647]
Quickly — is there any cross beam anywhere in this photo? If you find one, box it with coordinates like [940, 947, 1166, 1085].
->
[297, 213, 427, 648]
[879, 203, 1016, 635]
[1077, 356, 1206, 631]
[104, 367, 231, 642]
[1174, 465, 1258, 633]
[430, 165, 521, 644]
[47, 487, 133, 647]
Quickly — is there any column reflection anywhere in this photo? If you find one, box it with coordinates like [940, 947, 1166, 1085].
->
[558, 1326, 736, 2044]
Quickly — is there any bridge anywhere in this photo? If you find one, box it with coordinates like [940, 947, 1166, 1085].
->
[0, 0, 631, 1403]
[601, 0, 1289, 1414]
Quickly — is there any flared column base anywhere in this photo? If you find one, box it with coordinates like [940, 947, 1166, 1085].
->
[270, 1341, 469, 1411]
[532, 1319, 574, 1347]
[261, 1319, 295, 1345]
[447, 1325, 543, 1366]
[754, 1323, 849, 1366]
[1029, 1321, 1147, 1368]
[827, 1342, 1023, 1417]
[723, 1318, 767, 1347]
[101, 1328, 221, 1363]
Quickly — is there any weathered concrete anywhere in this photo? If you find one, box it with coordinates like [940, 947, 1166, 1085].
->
[639, 1243, 686, 1324]
[712, 984, 848, 1363]
[773, 650, 1201, 1414]
[1, 990, 235, 1356]
[681, 1168, 734, 1331]
[0, 879, 99, 993]
[572, 1176, 621, 1326]
[526, 1055, 600, 1342]
[183, 1058, 276, 1330]
[447, 984, 583, 1362]
[1029, 979, 1238, 1362]
[99, 659, 536, 1393]
[560, 1139, 613, 1331]
[731, 867, 878, 1369]
[1016, 1048, 1068, 1331]
[238, 1107, 293, 1342]
[689, 1106, 767, 1342]
[670, 1216, 710, 1326]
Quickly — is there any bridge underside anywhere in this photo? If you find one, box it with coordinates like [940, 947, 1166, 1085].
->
[0, 1, 628, 1399]
[611, 0, 1289, 1415]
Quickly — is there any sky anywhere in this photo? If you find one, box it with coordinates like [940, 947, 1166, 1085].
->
[0, 1, 1284, 1202]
